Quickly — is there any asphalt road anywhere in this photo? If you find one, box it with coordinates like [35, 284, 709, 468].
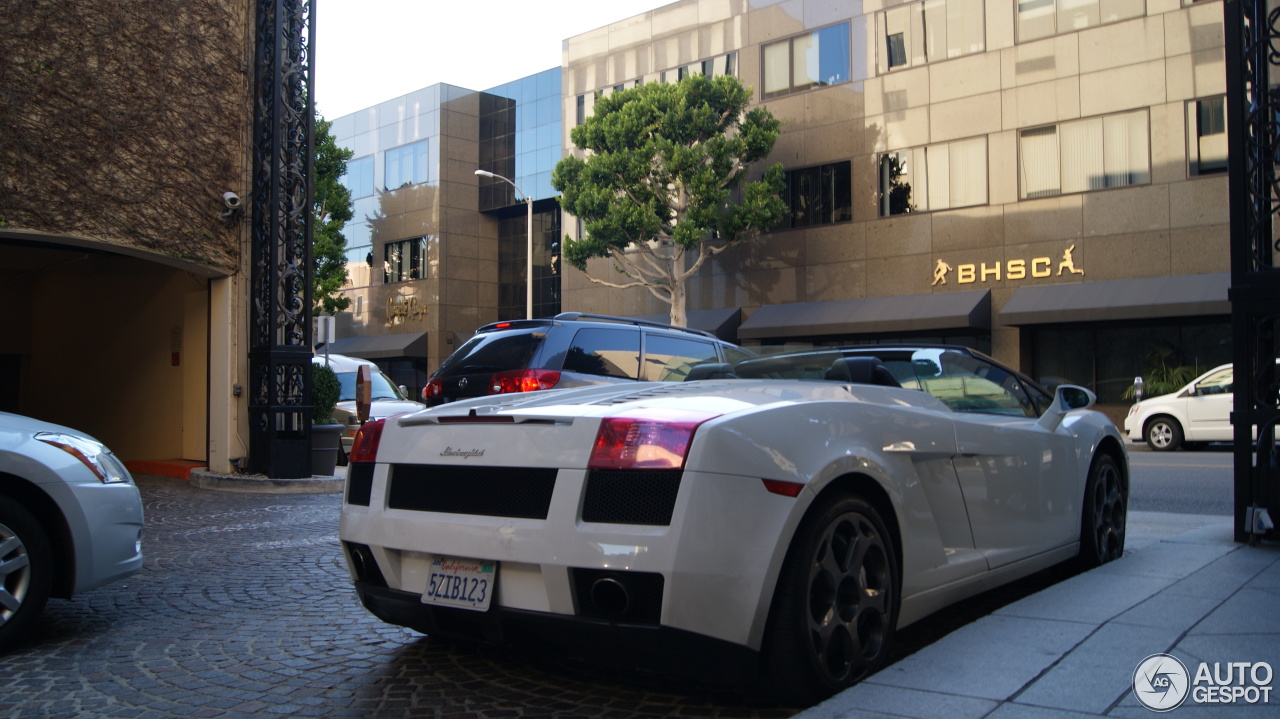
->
[1125, 443, 1236, 516]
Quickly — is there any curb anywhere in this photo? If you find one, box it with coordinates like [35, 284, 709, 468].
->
[189, 468, 345, 494]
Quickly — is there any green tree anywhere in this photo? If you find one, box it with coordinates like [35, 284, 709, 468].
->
[552, 74, 786, 326]
[313, 115, 353, 316]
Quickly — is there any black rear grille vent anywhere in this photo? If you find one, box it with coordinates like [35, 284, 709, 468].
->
[346, 463, 375, 506]
[582, 470, 682, 525]
[388, 464, 557, 519]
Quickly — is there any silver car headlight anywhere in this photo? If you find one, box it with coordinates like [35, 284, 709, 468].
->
[36, 432, 130, 484]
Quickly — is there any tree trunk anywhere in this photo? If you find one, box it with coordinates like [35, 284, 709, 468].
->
[668, 278, 687, 327]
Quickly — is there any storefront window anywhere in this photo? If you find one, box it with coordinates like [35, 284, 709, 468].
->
[1031, 321, 1231, 404]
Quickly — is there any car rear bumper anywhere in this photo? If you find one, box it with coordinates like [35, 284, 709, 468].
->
[353, 582, 761, 682]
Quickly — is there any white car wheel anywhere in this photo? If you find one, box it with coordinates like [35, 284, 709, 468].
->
[1144, 416, 1183, 452]
[0, 500, 53, 649]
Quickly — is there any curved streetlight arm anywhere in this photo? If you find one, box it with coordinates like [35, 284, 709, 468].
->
[475, 169, 534, 319]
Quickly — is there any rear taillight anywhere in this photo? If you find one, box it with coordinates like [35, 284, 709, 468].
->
[349, 418, 386, 463]
[422, 377, 443, 401]
[587, 408, 721, 470]
[489, 369, 561, 395]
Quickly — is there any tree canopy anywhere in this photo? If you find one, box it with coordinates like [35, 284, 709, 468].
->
[552, 74, 785, 326]
[313, 115, 353, 316]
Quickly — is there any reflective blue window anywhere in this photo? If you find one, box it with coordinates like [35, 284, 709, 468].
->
[342, 156, 374, 199]
[385, 140, 429, 189]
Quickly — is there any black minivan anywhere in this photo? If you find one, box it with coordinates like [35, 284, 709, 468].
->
[422, 312, 751, 406]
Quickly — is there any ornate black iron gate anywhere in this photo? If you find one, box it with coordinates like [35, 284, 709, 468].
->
[1225, 0, 1280, 542]
[248, 0, 315, 478]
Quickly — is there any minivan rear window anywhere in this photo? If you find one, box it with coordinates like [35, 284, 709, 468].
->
[434, 331, 544, 378]
[562, 328, 640, 379]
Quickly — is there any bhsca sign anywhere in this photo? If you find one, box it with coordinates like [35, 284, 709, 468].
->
[932, 245, 1084, 286]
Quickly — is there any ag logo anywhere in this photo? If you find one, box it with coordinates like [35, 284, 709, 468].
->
[1134, 653, 1190, 712]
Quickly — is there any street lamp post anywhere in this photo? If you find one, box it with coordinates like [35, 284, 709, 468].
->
[475, 169, 533, 320]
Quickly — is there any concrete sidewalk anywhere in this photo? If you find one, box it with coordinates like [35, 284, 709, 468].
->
[795, 511, 1280, 718]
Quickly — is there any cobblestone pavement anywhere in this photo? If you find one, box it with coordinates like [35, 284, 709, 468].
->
[0, 476, 794, 719]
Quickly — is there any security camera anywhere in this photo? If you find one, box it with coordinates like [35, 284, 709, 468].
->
[222, 191, 241, 210]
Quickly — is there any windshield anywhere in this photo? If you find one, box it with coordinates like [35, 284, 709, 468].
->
[335, 369, 405, 402]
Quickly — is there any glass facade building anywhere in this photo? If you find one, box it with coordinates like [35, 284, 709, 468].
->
[327, 70, 564, 392]
[559, 0, 1231, 420]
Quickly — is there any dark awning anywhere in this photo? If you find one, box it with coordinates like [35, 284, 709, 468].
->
[319, 332, 427, 359]
[737, 290, 991, 341]
[999, 273, 1230, 326]
[628, 307, 742, 342]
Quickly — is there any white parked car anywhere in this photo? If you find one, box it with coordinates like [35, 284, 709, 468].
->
[313, 354, 425, 458]
[0, 412, 144, 649]
[339, 346, 1127, 703]
[1123, 363, 1233, 451]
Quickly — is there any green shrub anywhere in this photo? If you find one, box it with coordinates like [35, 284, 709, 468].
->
[311, 362, 341, 425]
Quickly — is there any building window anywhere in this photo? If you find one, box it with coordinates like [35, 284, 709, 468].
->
[383, 237, 427, 283]
[671, 52, 737, 84]
[778, 161, 852, 229]
[1019, 110, 1149, 199]
[576, 94, 585, 126]
[880, 137, 988, 215]
[763, 23, 850, 98]
[384, 139, 429, 190]
[341, 155, 374, 199]
[878, 0, 985, 73]
[1017, 0, 1144, 43]
[1188, 96, 1227, 176]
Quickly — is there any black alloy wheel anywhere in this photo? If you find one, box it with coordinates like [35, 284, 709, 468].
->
[766, 495, 899, 705]
[1077, 454, 1127, 569]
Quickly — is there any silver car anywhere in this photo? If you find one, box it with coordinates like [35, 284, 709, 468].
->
[0, 412, 144, 649]
[313, 353, 426, 457]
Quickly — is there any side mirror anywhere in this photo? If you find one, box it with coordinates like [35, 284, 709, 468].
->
[1037, 384, 1096, 431]
[399, 385, 409, 397]
[1060, 385, 1096, 410]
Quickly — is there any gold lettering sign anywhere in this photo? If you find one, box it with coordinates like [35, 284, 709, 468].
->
[931, 245, 1082, 286]
[386, 295, 427, 326]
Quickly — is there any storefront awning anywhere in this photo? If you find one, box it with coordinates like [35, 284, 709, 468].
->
[999, 273, 1230, 326]
[319, 332, 427, 359]
[628, 307, 742, 342]
[738, 290, 991, 341]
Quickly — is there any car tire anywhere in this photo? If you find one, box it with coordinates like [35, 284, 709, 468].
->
[764, 495, 899, 705]
[0, 499, 53, 649]
[1076, 454, 1126, 570]
[1144, 416, 1183, 452]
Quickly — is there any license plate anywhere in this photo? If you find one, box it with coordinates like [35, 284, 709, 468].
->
[422, 556, 495, 611]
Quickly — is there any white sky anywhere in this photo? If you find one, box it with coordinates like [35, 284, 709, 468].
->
[315, 0, 676, 120]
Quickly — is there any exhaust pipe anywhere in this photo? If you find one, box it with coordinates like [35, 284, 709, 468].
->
[590, 576, 631, 616]
[349, 546, 371, 581]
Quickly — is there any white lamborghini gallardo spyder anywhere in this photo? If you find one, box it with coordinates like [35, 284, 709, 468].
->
[339, 345, 1127, 704]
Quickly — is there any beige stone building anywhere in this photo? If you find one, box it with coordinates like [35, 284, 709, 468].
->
[558, 0, 1230, 414]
